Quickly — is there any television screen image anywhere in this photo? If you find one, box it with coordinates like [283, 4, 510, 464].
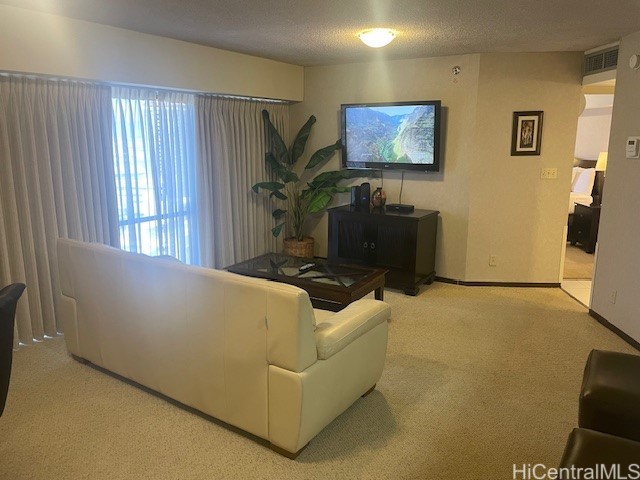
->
[341, 101, 441, 172]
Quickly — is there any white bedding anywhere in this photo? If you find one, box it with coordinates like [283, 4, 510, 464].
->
[568, 166, 596, 214]
[569, 192, 592, 214]
[572, 167, 596, 195]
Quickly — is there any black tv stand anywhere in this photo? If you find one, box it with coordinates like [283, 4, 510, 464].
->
[327, 205, 439, 295]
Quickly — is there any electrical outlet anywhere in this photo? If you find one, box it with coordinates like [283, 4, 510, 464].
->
[540, 168, 558, 179]
[489, 255, 498, 267]
[610, 291, 617, 304]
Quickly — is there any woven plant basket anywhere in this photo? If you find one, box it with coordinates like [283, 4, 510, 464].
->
[283, 236, 314, 258]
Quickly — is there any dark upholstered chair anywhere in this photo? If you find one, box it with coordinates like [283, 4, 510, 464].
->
[0, 283, 26, 417]
[579, 349, 640, 442]
[560, 428, 640, 468]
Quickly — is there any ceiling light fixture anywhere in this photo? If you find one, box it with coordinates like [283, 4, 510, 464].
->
[358, 29, 396, 48]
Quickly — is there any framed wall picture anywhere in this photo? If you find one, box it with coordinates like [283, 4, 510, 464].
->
[511, 111, 543, 156]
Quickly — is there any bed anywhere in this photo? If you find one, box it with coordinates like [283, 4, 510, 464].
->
[568, 160, 600, 214]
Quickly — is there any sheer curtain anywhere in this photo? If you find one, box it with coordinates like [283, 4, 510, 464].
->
[196, 96, 288, 268]
[111, 88, 199, 264]
[0, 75, 118, 345]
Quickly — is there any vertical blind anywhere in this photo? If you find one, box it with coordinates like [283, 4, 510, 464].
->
[0, 76, 118, 345]
[196, 96, 287, 268]
[1, 75, 289, 345]
[111, 88, 199, 264]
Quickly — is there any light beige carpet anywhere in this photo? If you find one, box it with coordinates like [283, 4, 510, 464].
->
[563, 244, 594, 279]
[0, 284, 636, 480]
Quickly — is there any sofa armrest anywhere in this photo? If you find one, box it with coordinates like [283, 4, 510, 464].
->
[314, 299, 390, 360]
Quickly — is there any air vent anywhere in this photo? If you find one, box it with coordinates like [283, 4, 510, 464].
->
[603, 49, 618, 69]
[584, 47, 619, 75]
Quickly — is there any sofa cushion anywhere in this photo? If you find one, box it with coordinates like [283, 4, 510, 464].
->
[559, 428, 640, 468]
[314, 299, 390, 360]
[579, 349, 640, 442]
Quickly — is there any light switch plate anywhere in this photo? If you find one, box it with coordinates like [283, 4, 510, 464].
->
[541, 167, 558, 179]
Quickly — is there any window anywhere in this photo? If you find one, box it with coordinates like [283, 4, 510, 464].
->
[111, 88, 199, 264]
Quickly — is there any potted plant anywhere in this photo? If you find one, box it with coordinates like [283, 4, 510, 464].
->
[252, 110, 373, 257]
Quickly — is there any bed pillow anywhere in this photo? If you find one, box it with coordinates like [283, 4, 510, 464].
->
[572, 167, 596, 195]
[571, 166, 580, 185]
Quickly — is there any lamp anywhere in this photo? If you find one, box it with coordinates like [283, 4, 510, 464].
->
[596, 151, 608, 172]
[593, 151, 608, 206]
[358, 29, 396, 48]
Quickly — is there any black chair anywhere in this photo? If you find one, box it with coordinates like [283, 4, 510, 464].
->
[579, 349, 640, 442]
[0, 283, 26, 416]
[560, 428, 640, 468]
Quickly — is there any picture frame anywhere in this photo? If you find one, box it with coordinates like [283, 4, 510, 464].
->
[511, 111, 543, 156]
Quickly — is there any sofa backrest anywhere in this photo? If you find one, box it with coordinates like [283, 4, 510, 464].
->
[56, 238, 317, 439]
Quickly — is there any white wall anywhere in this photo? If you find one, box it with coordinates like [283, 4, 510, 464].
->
[591, 29, 640, 342]
[465, 53, 583, 282]
[291, 52, 583, 282]
[0, 5, 303, 101]
[290, 55, 481, 280]
[574, 95, 613, 160]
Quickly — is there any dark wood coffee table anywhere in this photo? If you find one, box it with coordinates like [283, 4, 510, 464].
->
[226, 253, 386, 312]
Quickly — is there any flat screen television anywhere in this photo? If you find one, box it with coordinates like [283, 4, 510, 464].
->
[341, 100, 441, 172]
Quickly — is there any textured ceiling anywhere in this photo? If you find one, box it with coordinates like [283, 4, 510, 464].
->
[3, 0, 640, 66]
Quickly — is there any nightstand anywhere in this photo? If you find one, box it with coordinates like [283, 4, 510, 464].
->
[568, 204, 601, 254]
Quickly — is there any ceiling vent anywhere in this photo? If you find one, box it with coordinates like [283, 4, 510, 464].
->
[584, 46, 619, 75]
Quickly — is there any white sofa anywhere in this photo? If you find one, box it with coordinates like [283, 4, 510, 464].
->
[56, 239, 390, 457]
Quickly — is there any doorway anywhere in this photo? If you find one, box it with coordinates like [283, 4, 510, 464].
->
[561, 91, 614, 307]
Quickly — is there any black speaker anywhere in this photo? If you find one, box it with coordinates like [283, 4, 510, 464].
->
[350, 186, 361, 207]
[360, 182, 370, 208]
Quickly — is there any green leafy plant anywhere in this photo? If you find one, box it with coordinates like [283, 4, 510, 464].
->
[252, 110, 374, 241]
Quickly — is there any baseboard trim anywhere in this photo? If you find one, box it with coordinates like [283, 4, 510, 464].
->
[436, 277, 560, 288]
[589, 309, 640, 352]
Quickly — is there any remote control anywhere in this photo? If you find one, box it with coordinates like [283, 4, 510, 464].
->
[299, 263, 315, 272]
